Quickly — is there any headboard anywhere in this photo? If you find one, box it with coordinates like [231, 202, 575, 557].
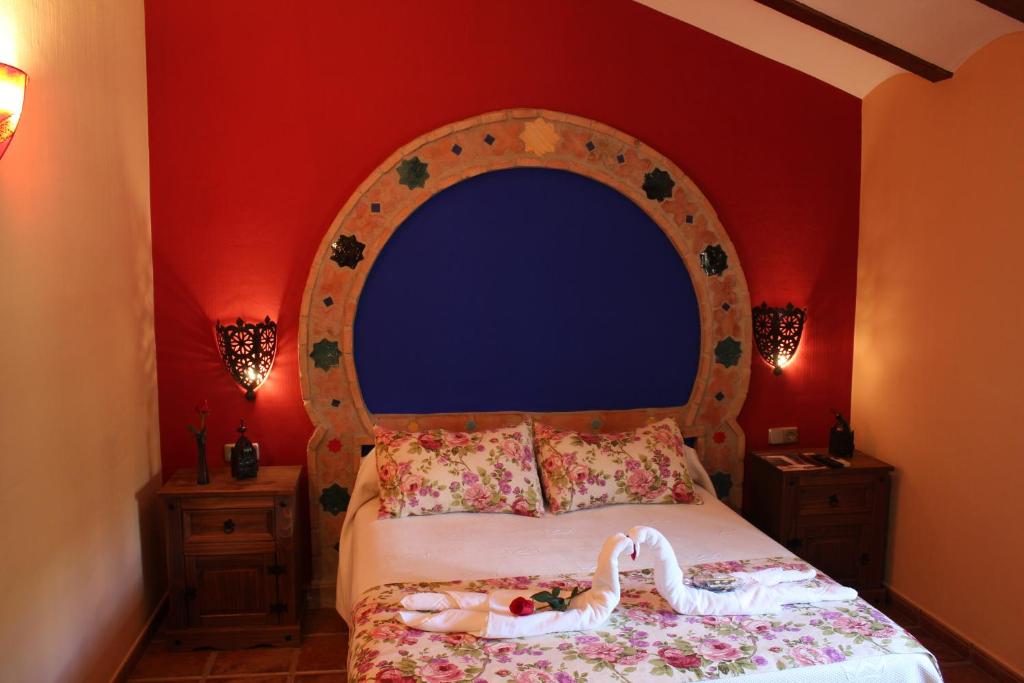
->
[298, 110, 751, 605]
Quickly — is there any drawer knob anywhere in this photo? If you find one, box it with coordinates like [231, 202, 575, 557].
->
[786, 537, 803, 550]
[223, 519, 236, 534]
[859, 553, 871, 566]
[828, 494, 839, 507]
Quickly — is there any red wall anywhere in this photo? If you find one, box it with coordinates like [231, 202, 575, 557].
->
[145, 0, 860, 474]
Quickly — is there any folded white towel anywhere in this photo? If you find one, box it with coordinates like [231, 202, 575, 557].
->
[628, 526, 858, 616]
[399, 590, 529, 614]
[398, 532, 635, 638]
[730, 565, 817, 586]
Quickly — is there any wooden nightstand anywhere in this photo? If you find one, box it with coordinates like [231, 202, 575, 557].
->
[743, 449, 893, 601]
[158, 466, 306, 649]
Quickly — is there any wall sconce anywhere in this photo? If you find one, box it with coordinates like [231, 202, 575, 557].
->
[215, 317, 277, 400]
[0, 63, 27, 160]
[752, 302, 806, 375]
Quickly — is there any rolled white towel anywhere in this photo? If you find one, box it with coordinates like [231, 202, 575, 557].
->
[401, 591, 487, 612]
[730, 565, 817, 586]
[399, 608, 487, 633]
[397, 532, 636, 639]
[399, 590, 536, 614]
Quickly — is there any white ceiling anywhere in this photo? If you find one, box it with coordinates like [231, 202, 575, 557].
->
[635, 0, 1023, 97]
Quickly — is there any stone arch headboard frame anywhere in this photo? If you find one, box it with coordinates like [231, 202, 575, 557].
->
[298, 109, 751, 605]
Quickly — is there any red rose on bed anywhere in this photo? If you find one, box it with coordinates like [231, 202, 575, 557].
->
[418, 433, 443, 451]
[658, 647, 701, 669]
[672, 480, 695, 503]
[509, 596, 535, 616]
[579, 432, 602, 446]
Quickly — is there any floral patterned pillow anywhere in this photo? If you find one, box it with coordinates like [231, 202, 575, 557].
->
[534, 418, 701, 514]
[375, 422, 544, 518]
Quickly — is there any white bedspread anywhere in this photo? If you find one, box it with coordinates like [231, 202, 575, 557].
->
[337, 452, 941, 682]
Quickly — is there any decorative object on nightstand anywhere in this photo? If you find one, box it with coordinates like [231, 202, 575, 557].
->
[743, 448, 893, 602]
[158, 466, 306, 649]
[215, 316, 278, 400]
[828, 412, 855, 457]
[186, 400, 211, 485]
[752, 302, 806, 375]
[230, 419, 259, 480]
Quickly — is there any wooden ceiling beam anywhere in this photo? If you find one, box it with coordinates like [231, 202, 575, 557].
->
[751, 0, 953, 82]
[974, 0, 1024, 22]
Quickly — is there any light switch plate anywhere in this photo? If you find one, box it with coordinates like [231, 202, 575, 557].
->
[768, 426, 798, 445]
[223, 442, 261, 462]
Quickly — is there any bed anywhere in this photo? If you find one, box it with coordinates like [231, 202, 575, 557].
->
[297, 110, 941, 681]
[337, 445, 941, 682]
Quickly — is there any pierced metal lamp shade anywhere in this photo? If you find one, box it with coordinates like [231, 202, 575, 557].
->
[752, 302, 806, 375]
[0, 63, 27, 160]
[215, 316, 277, 400]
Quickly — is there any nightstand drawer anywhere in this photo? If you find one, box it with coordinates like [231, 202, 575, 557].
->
[183, 506, 274, 544]
[796, 481, 874, 516]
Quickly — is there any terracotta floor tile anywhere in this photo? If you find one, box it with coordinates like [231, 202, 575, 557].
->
[295, 674, 347, 682]
[128, 649, 213, 678]
[296, 633, 348, 671]
[940, 662, 999, 683]
[209, 647, 296, 674]
[303, 608, 347, 635]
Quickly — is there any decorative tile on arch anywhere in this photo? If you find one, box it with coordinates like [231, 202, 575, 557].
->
[297, 110, 753, 604]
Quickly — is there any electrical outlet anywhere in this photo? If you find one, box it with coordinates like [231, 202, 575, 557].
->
[768, 426, 798, 445]
[223, 442, 261, 462]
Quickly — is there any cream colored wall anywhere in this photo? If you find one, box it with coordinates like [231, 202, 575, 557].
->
[0, 1, 161, 681]
[855, 31, 1024, 675]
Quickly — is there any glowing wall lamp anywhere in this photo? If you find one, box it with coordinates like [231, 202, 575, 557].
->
[0, 63, 27, 160]
[215, 317, 277, 400]
[752, 302, 806, 375]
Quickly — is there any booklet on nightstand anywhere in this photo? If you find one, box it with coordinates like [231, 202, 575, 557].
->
[761, 453, 825, 471]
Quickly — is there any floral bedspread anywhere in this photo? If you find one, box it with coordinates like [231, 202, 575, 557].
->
[349, 558, 934, 682]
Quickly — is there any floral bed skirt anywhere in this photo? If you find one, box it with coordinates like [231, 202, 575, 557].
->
[349, 557, 933, 682]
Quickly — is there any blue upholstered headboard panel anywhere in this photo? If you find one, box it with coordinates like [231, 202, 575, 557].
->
[353, 168, 700, 413]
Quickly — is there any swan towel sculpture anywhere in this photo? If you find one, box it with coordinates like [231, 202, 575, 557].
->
[398, 532, 635, 639]
[398, 526, 859, 638]
[627, 525, 858, 615]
